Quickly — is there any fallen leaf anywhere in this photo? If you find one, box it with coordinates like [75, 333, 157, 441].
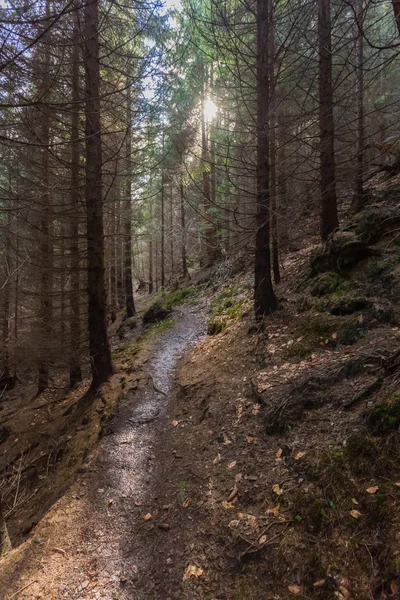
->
[395, 482, 400, 487]
[391, 581, 399, 596]
[288, 584, 301, 594]
[213, 454, 221, 465]
[313, 579, 326, 588]
[228, 461, 237, 469]
[349, 510, 361, 519]
[183, 498, 191, 508]
[172, 420, 179, 427]
[339, 586, 350, 598]
[143, 513, 152, 521]
[227, 485, 238, 503]
[258, 534, 267, 545]
[295, 452, 306, 460]
[351, 498, 359, 505]
[183, 565, 203, 581]
[273, 484, 283, 496]
[366, 486, 379, 494]
[276, 448, 283, 460]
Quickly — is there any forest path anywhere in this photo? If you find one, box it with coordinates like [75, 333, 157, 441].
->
[1, 307, 205, 600]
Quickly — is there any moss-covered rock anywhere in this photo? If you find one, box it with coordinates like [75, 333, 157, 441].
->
[328, 297, 371, 316]
[142, 302, 171, 325]
[367, 396, 400, 436]
[348, 206, 400, 245]
[310, 231, 377, 275]
[309, 272, 344, 297]
[116, 316, 138, 339]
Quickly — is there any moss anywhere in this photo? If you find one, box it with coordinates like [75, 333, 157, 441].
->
[164, 287, 193, 309]
[339, 318, 365, 345]
[207, 316, 227, 336]
[367, 396, 400, 436]
[344, 433, 379, 475]
[310, 272, 346, 297]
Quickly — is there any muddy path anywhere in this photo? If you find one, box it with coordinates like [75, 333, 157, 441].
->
[0, 307, 205, 600]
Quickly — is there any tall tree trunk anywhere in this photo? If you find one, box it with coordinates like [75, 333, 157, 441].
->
[37, 0, 53, 396]
[269, 12, 281, 284]
[161, 142, 165, 288]
[69, 4, 82, 387]
[201, 80, 220, 267]
[180, 160, 189, 279]
[318, 0, 339, 241]
[124, 76, 136, 318]
[109, 189, 118, 322]
[170, 185, 174, 277]
[354, 0, 365, 213]
[84, 0, 113, 390]
[254, 0, 277, 316]
[2, 206, 12, 389]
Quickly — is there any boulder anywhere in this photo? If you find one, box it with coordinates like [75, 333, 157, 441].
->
[142, 302, 171, 325]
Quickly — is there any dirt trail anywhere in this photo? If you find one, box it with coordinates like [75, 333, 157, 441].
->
[0, 308, 205, 600]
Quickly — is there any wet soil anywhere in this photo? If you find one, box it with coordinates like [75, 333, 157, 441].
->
[0, 307, 205, 600]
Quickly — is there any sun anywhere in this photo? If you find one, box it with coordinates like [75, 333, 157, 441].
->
[204, 98, 218, 121]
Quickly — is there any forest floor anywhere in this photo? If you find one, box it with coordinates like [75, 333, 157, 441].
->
[2, 202, 400, 599]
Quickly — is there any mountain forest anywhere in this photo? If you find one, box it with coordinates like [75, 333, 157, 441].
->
[1, 0, 400, 598]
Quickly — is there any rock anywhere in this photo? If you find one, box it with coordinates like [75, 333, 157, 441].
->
[348, 205, 400, 245]
[117, 316, 138, 339]
[142, 302, 171, 325]
[328, 297, 371, 316]
[310, 231, 378, 275]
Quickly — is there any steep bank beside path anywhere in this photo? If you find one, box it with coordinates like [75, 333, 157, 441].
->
[0, 308, 204, 600]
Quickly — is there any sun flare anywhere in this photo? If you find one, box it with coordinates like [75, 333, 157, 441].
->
[204, 98, 218, 121]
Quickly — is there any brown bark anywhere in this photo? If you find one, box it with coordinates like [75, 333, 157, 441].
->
[180, 162, 189, 279]
[124, 77, 136, 318]
[37, 0, 53, 396]
[84, 0, 113, 390]
[69, 3, 82, 387]
[318, 0, 339, 241]
[353, 0, 365, 213]
[254, 0, 277, 316]
[269, 13, 281, 285]
[161, 135, 165, 288]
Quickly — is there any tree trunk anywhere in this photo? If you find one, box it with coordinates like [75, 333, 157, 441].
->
[37, 0, 53, 396]
[201, 80, 220, 267]
[353, 0, 365, 213]
[254, 0, 277, 316]
[69, 3, 82, 387]
[124, 76, 136, 318]
[180, 163, 189, 279]
[269, 12, 281, 284]
[318, 0, 339, 241]
[84, 0, 113, 390]
[161, 147, 165, 289]
[170, 185, 174, 277]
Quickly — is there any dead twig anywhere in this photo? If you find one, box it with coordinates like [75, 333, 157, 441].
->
[9, 580, 38, 599]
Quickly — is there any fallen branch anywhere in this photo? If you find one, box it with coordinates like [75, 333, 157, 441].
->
[9, 580, 38, 599]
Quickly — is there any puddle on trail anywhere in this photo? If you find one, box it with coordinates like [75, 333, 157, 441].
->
[44, 308, 205, 600]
